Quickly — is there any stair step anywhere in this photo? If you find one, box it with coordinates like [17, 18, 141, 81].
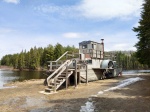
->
[57, 76, 66, 79]
[45, 88, 54, 92]
[61, 73, 66, 75]
[68, 69, 75, 71]
[56, 79, 63, 82]
[50, 82, 60, 85]
[48, 85, 54, 88]
[61, 72, 71, 76]
[60, 74, 67, 76]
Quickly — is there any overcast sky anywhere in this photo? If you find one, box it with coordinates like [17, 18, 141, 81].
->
[0, 0, 144, 59]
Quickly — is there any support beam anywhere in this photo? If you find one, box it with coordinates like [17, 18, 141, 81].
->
[50, 62, 52, 71]
[86, 64, 88, 84]
[66, 65, 68, 89]
[54, 78, 56, 92]
[75, 60, 77, 87]
[78, 65, 81, 85]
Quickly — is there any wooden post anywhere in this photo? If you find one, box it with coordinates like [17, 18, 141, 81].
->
[86, 64, 88, 84]
[56, 62, 58, 69]
[78, 64, 81, 85]
[75, 60, 77, 88]
[54, 78, 56, 92]
[66, 64, 68, 89]
[96, 50, 97, 59]
[66, 54, 68, 60]
[50, 62, 52, 71]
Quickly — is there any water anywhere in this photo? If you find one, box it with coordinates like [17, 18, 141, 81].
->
[0, 69, 46, 89]
[122, 70, 150, 75]
[0, 69, 149, 89]
[80, 74, 147, 112]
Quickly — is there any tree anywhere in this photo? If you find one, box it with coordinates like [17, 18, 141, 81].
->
[18, 51, 25, 70]
[54, 43, 64, 60]
[12, 54, 19, 69]
[46, 44, 54, 61]
[133, 0, 150, 67]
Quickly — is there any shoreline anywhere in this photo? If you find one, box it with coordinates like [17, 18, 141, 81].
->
[0, 65, 47, 72]
[0, 73, 149, 112]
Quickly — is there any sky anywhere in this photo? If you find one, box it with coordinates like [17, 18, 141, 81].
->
[0, 0, 144, 59]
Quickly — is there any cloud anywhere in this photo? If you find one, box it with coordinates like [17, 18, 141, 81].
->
[34, 5, 80, 18]
[79, 0, 144, 20]
[0, 30, 137, 59]
[62, 32, 86, 38]
[3, 0, 20, 4]
[34, 0, 144, 20]
[62, 31, 138, 51]
[100, 31, 138, 51]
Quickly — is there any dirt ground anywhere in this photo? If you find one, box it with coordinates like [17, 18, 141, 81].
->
[0, 73, 150, 112]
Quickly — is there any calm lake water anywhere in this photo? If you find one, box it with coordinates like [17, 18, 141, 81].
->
[0, 69, 150, 89]
[0, 69, 46, 89]
[122, 70, 150, 75]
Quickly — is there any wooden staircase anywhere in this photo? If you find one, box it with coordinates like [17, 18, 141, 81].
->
[45, 59, 74, 93]
[43, 51, 88, 94]
[45, 70, 73, 93]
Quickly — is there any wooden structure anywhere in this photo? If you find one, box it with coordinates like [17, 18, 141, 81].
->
[44, 39, 122, 93]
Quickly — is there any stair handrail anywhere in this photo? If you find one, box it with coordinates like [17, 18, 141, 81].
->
[53, 61, 73, 91]
[54, 70, 73, 91]
[48, 51, 68, 71]
[56, 51, 68, 62]
[54, 60, 73, 79]
[47, 60, 70, 84]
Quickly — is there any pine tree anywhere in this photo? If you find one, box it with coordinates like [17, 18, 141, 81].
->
[18, 51, 25, 70]
[133, 0, 150, 67]
[54, 43, 64, 60]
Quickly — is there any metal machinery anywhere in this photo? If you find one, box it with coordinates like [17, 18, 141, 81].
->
[78, 39, 122, 80]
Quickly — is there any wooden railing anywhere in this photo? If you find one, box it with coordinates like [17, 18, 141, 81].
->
[81, 49, 104, 59]
[104, 52, 116, 60]
[48, 51, 69, 71]
[47, 60, 71, 85]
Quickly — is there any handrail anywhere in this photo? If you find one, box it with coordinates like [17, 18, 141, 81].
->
[48, 51, 69, 71]
[47, 60, 70, 83]
[54, 60, 73, 80]
[56, 51, 68, 62]
[80, 49, 104, 59]
[48, 51, 68, 63]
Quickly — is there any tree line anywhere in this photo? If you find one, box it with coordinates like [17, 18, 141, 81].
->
[115, 51, 149, 70]
[0, 43, 148, 70]
[0, 43, 78, 70]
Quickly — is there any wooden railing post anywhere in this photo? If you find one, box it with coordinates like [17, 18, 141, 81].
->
[86, 64, 88, 84]
[66, 64, 68, 89]
[54, 78, 56, 92]
[75, 59, 77, 88]
[78, 65, 81, 85]
[50, 62, 52, 71]
[96, 50, 97, 59]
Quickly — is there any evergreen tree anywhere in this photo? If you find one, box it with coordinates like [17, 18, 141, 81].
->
[54, 43, 64, 60]
[46, 44, 54, 61]
[29, 47, 36, 70]
[12, 54, 19, 69]
[133, 0, 150, 67]
[18, 51, 25, 70]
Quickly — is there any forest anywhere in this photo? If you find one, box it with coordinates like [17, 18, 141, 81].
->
[0, 43, 78, 70]
[0, 43, 148, 70]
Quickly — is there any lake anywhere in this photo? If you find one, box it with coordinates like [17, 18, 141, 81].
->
[122, 70, 150, 75]
[0, 69, 46, 89]
[0, 69, 150, 89]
